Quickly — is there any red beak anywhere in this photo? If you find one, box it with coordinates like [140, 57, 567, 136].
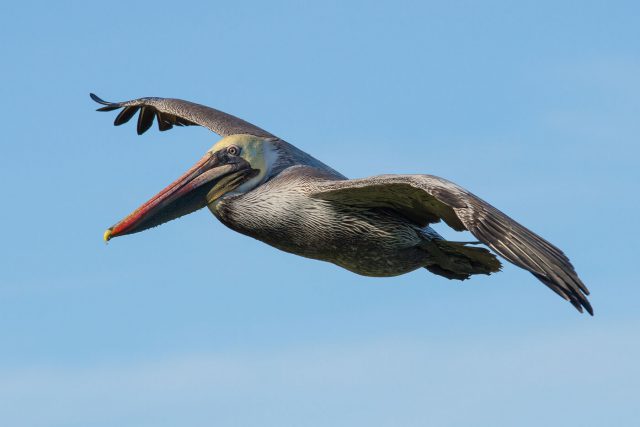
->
[104, 152, 237, 241]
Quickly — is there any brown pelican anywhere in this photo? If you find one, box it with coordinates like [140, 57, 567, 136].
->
[91, 93, 592, 315]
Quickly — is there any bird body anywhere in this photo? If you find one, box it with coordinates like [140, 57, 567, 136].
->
[213, 164, 432, 277]
[92, 93, 592, 314]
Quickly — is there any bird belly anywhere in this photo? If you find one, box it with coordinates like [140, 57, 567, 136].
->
[211, 194, 430, 277]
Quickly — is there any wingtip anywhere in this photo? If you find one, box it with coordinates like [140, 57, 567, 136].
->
[575, 287, 594, 316]
[90, 93, 108, 104]
[572, 294, 594, 316]
[584, 301, 594, 316]
[91, 93, 121, 112]
[569, 292, 594, 316]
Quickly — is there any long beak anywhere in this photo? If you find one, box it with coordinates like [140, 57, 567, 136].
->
[104, 152, 240, 241]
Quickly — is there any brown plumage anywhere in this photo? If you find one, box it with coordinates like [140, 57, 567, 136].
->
[93, 93, 592, 315]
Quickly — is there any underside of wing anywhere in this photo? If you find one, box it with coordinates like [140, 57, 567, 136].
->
[90, 93, 275, 138]
[312, 174, 592, 315]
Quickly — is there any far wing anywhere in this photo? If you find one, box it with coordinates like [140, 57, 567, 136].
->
[90, 93, 275, 138]
[312, 174, 592, 315]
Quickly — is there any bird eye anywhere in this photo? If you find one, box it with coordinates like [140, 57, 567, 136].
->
[227, 145, 240, 156]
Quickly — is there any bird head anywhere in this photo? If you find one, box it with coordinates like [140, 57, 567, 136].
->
[103, 134, 279, 241]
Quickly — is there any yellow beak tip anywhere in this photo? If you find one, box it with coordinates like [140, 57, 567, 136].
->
[103, 228, 113, 242]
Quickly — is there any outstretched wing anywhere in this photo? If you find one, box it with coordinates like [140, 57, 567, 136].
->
[312, 174, 592, 315]
[90, 93, 275, 138]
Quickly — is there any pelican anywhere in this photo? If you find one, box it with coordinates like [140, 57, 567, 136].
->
[92, 93, 592, 315]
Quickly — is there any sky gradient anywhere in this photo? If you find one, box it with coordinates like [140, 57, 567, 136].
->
[1, 1, 639, 426]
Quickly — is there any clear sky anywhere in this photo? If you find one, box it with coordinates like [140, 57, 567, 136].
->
[1, 1, 639, 426]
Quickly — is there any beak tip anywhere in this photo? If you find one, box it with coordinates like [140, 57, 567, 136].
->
[103, 228, 113, 242]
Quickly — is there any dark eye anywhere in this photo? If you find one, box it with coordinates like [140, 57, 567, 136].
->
[227, 145, 240, 156]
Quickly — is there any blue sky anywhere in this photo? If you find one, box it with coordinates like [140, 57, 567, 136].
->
[1, 1, 639, 426]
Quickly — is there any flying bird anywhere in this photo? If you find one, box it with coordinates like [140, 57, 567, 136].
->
[91, 93, 592, 315]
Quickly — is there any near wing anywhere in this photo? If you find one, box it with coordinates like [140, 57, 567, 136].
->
[90, 93, 275, 138]
[311, 174, 592, 315]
